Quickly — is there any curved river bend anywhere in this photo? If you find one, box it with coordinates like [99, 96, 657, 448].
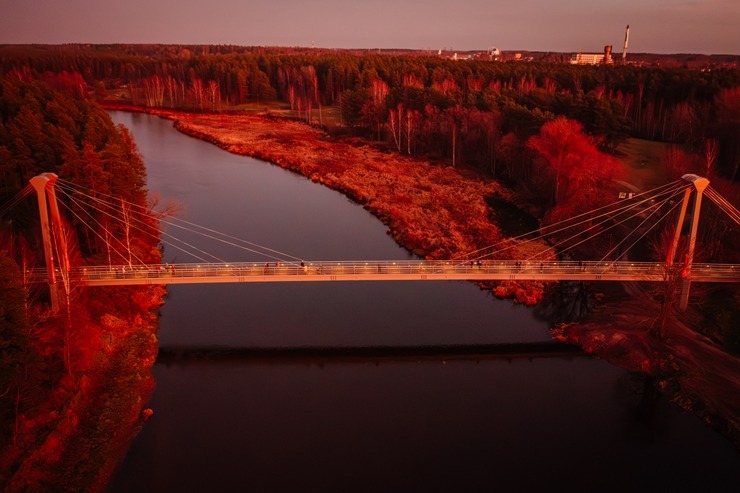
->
[109, 112, 738, 492]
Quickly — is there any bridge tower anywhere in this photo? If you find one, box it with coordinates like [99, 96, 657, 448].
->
[666, 174, 709, 311]
[29, 172, 68, 312]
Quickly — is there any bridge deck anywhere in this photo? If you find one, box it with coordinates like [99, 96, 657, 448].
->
[28, 260, 740, 286]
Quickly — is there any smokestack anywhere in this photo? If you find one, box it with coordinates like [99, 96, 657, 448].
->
[622, 25, 630, 63]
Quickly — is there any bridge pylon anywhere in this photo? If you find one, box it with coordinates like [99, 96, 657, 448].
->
[29, 172, 67, 312]
[666, 174, 709, 311]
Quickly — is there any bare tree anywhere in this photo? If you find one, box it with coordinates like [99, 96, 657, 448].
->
[310, 67, 323, 125]
[207, 80, 221, 112]
[121, 198, 133, 267]
[703, 138, 719, 177]
[191, 78, 206, 111]
[444, 105, 467, 167]
[386, 103, 404, 152]
[370, 78, 389, 139]
[403, 73, 424, 88]
[404, 109, 421, 155]
[143, 75, 165, 107]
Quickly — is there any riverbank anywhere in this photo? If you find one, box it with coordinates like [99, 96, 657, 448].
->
[552, 282, 740, 448]
[0, 286, 164, 493]
[104, 103, 549, 304]
[104, 104, 739, 448]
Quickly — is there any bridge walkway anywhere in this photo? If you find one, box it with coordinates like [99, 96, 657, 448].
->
[27, 259, 740, 286]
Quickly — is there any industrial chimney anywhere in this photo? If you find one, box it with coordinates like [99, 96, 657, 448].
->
[622, 25, 630, 63]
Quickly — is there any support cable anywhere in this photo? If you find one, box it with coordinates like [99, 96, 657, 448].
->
[56, 179, 301, 263]
[596, 191, 686, 266]
[525, 187, 685, 263]
[0, 184, 34, 219]
[705, 187, 740, 225]
[56, 187, 216, 264]
[55, 196, 147, 267]
[56, 184, 222, 263]
[463, 181, 687, 262]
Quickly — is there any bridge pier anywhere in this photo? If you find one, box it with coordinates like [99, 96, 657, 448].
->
[29, 173, 62, 312]
[671, 174, 709, 311]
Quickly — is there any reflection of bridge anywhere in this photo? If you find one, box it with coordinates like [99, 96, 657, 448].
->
[6, 172, 740, 311]
[26, 260, 739, 286]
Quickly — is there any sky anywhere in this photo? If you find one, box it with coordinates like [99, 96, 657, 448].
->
[1, 0, 738, 55]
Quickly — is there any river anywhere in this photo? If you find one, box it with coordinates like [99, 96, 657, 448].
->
[107, 111, 738, 492]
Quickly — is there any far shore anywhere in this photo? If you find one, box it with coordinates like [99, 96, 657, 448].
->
[103, 103, 739, 448]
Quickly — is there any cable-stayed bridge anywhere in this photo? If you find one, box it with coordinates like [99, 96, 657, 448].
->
[4, 172, 739, 311]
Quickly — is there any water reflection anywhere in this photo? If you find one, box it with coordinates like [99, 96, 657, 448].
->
[112, 357, 738, 493]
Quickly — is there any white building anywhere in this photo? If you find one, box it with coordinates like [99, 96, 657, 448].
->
[570, 46, 613, 65]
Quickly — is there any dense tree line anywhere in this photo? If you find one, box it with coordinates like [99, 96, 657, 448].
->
[1, 46, 738, 182]
[0, 75, 155, 256]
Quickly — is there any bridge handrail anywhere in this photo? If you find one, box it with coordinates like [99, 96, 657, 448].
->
[23, 259, 739, 283]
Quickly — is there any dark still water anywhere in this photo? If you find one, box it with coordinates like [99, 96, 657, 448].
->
[108, 112, 738, 492]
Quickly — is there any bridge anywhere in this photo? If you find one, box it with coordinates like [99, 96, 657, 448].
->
[25, 259, 739, 286]
[4, 172, 739, 311]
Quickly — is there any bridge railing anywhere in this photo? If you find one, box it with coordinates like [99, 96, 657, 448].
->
[22, 260, 739, 284]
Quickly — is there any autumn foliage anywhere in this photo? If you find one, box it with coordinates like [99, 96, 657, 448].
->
[527, 117, 623, 223]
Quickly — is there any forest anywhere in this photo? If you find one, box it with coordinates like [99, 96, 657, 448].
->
[0, 44, 739, 489]
[1, 44, 738, 185]
[0, 43, 738, 233]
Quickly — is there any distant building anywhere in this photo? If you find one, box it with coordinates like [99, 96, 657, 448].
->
[437, 47, 502, 61]
[570, 45, 613, 65]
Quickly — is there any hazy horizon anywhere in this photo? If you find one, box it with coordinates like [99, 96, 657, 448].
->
[1, 0, 739, 56]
